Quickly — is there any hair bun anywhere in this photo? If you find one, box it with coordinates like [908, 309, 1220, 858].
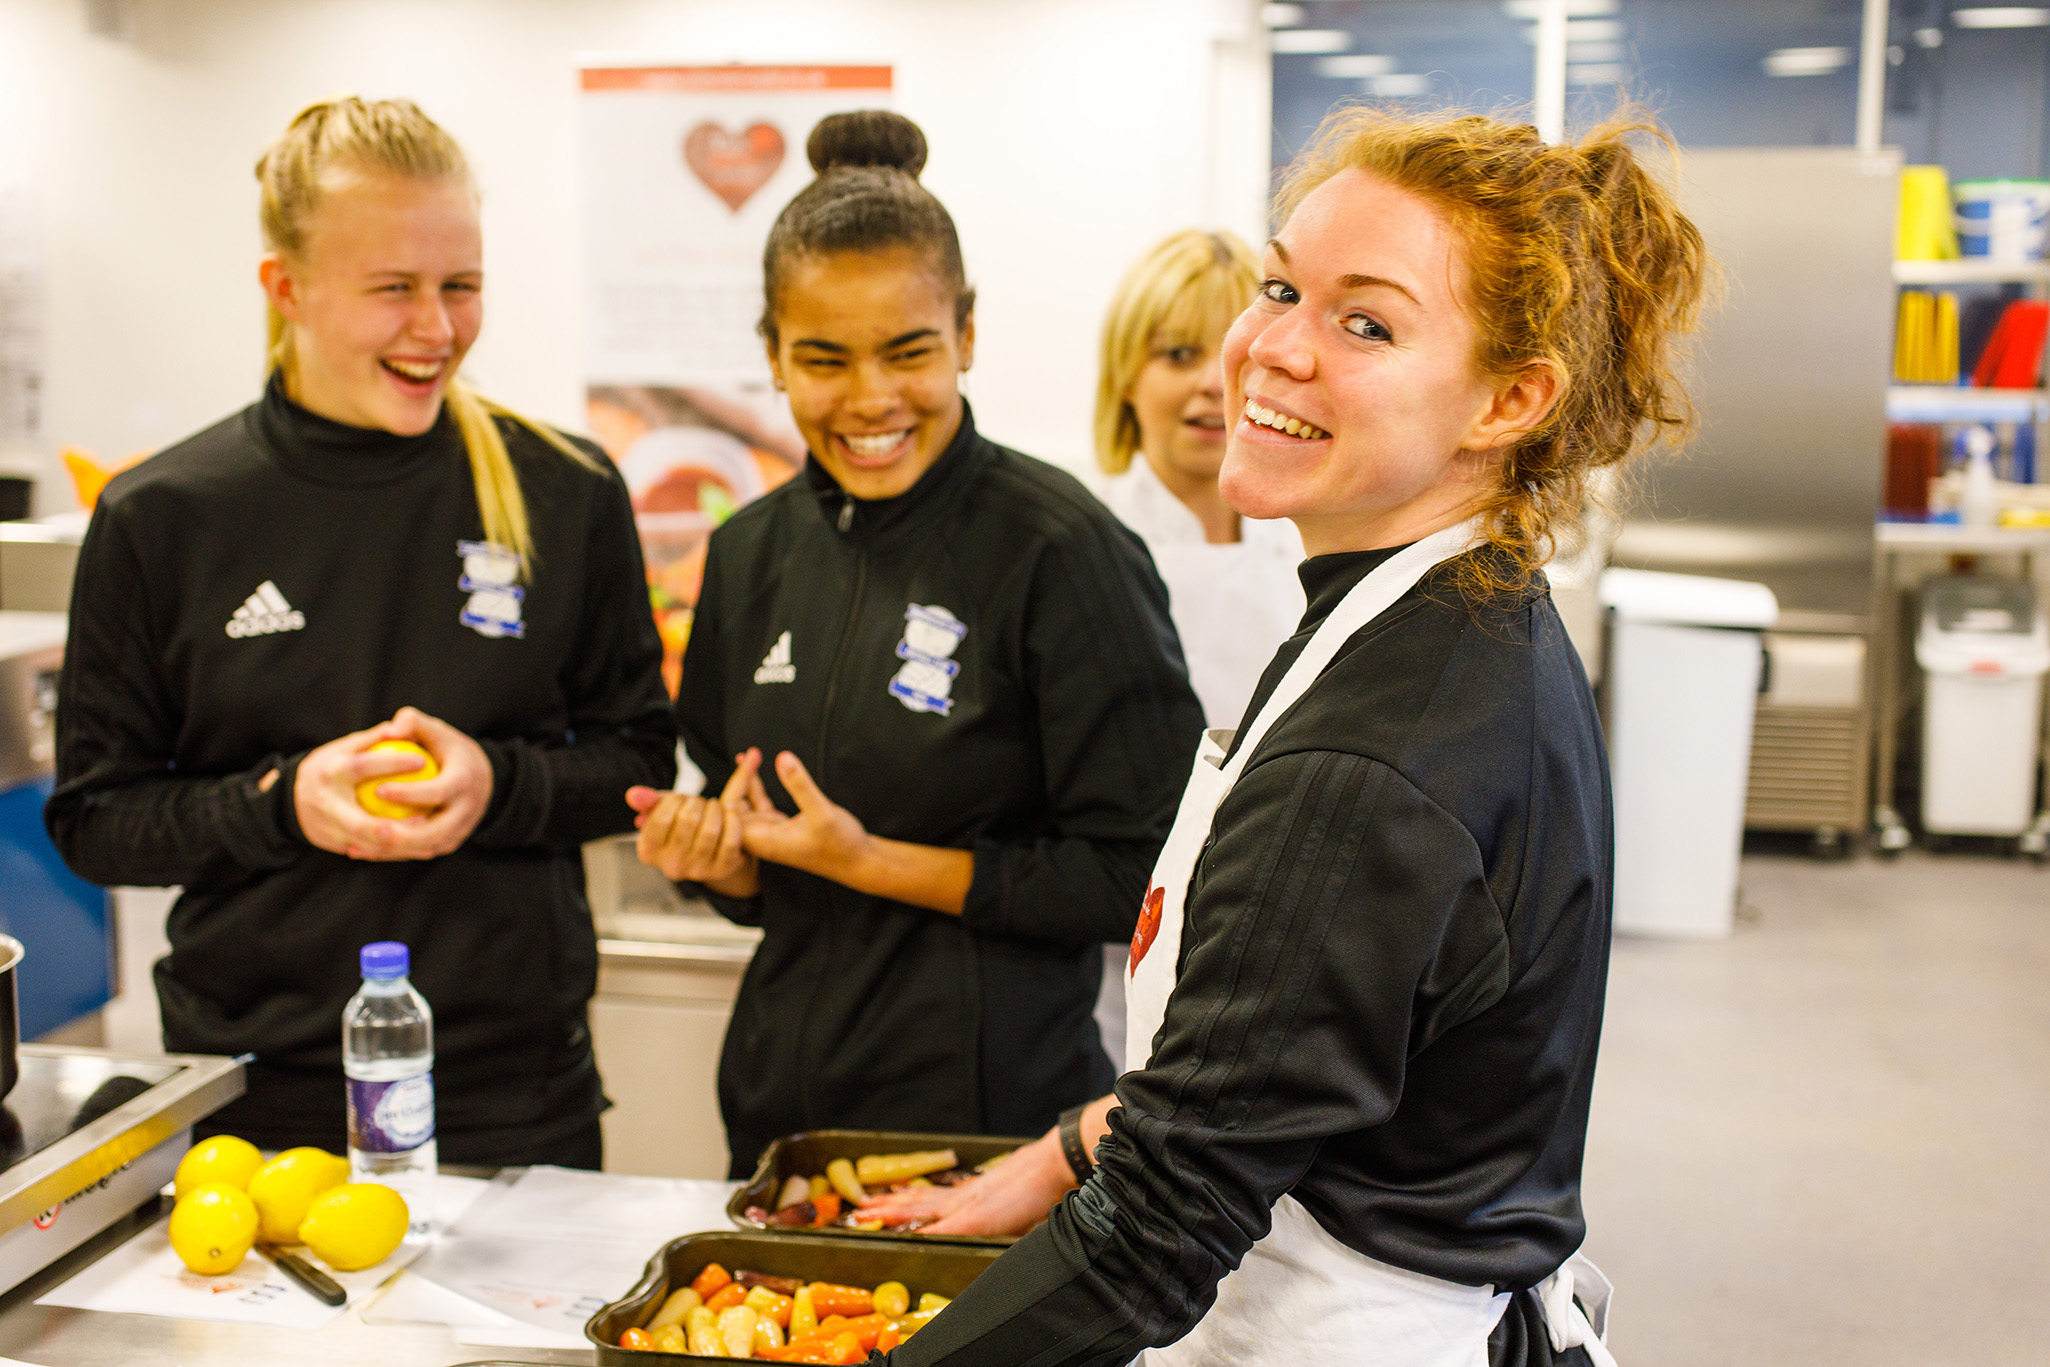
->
[806, 110, 928, 178]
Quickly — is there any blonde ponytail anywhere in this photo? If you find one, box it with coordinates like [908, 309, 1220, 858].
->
[255, 95, 597, 576]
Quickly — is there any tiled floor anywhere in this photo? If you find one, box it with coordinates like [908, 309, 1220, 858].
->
[1582, 850, 2050, 1365]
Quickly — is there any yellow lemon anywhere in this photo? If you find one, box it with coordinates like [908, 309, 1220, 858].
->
[168, 1182, 258, 1275]
[173, 1134, 263, 1198]
[354, 740, 440, 819]
[298, 1183, 409, 1271]
[246, 1147, 347, 1245]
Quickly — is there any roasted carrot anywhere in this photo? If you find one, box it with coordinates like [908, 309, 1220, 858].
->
[804, 1282, 874, 1318]
[833, 1312, 891, 1351]
[809, 1191, 843, 1225]
[705, 1281, 749, 1314]
[761, 1337, 864, 1365]
[689, 1262, 732, 1300]
[745, 1285, 795, 1328]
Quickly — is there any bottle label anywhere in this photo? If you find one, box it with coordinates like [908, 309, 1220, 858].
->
[347, 1072, 435, 1153]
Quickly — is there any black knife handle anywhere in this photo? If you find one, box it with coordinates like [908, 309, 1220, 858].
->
[270, 1248, 347, 1306]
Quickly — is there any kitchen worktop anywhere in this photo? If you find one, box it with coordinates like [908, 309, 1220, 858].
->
[0, 1200, 593, 1367]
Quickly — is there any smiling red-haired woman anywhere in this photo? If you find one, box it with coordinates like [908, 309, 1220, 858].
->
[863, 108, 1707, 1367]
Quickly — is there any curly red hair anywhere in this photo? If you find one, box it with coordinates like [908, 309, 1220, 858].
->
[1277, 107, 1712, 595]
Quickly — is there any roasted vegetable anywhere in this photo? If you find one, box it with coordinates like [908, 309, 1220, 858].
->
[646, 1285, 702, 1332]
[618, 1327, 651, 1350]
[753, 1314, 787, 1354]
[824, 1158, 867, 1204]
[720, 1305, 761, 1357]
[790, 1284, 819, 1339]
[745, 1285, 794, 1328]
[775, 1175, 811, 1210]
[872, 1280, 909, 1318]
[686, 1304, 723, 1356]
[805, 1283, 874, 1319]
[738, 1270, 805, 1296]
[853, 1149, 959, 1187]
[690, 1262, 733, 1300]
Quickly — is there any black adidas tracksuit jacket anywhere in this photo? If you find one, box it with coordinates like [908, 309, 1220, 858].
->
[677, 406, 1204, 1175]
[45, 378, 675, 1162]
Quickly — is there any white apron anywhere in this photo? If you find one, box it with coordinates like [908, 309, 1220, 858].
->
[1122, 520, 1618, 1367]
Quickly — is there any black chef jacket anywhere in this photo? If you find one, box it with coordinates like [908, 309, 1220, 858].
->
[888, 546, 1614, 1365]
[44, 378, 676, 1162]
[675, 406, 1204, 1175]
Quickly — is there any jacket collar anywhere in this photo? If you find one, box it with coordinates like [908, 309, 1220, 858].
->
[250, 371, 460, 488]
[803, 401, 986, 543]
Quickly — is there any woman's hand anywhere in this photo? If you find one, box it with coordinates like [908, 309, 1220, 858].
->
[737, 752, 871, 880]
[293, 707, 494, 861]
[628, 749, 764, 899]
[855, 1130, 1079, 1237]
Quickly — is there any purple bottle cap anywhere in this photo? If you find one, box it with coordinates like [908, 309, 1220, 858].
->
[360, 941, 409, 980]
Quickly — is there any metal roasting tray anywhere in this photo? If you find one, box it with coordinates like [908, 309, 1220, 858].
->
[727, 1129, 1030, 1247]
[584, 1228, 1002, 1363]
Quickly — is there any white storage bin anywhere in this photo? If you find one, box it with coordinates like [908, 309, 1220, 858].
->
[1917, 575, 2049, 837]
[1600, 569, 1779, 938]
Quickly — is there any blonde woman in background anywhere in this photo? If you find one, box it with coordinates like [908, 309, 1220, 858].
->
[1094, 230, 1305, 729]
[46, 98, 674, 1167]
[1089, 231, 1304, 1067]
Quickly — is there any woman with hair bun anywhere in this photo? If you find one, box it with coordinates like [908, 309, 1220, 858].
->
[631, 111, 1202, 1176]
[47, 97, 675, 1167]
[866, 107, 1709, 1366]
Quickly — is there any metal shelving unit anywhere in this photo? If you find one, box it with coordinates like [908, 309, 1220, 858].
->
[1876, 258, 2050, 854]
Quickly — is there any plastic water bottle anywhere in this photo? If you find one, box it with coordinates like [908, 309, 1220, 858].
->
[344, 941, 435, 1236]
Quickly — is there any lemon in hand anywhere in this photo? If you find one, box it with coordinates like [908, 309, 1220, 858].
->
[298, 1183, 409, 1271]
[247, 1147, 348, 1244]
[173, 1134, 263, 1198]
[355, 740, 440, 819]
[169, 1182, 258, 1275]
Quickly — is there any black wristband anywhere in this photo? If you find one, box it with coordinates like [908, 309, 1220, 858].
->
[1057, 1104, 1093, 1185]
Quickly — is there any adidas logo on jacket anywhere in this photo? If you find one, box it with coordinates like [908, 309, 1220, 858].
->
[224, 581, 305, 638]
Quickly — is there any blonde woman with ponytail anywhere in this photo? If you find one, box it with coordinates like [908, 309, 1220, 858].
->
[48, 98, 675, 1169]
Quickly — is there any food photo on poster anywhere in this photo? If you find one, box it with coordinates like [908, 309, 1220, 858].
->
[579, 65, 894, 692]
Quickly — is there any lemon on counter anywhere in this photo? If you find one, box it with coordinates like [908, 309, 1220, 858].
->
[173, 1134, 263, 1198]
[247, 1147, 348, 1244]
[298, 1183, 408, 1271]
[354, 740, 440, 819]
[168, 1182, 258, 1275]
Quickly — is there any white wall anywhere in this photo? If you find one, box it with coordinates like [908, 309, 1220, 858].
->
[0, 0, 1271, 510]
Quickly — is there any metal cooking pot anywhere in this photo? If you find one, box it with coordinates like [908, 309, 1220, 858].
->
[0, 936, 22, 1099]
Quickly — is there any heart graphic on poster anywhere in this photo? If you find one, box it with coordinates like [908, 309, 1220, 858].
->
[682, 122, 786, 212]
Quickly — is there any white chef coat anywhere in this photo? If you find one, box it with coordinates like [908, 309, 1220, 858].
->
[1094, 459, 1306, 731]
[1091, 458, 1305, 1074]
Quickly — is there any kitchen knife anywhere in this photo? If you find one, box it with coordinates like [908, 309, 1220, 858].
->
[261, 1245, 347, 1306]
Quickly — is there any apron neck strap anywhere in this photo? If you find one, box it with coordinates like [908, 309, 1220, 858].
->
[1222, 517, 1482, 784]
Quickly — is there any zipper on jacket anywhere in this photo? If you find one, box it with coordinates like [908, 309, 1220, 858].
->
[799, 504, 866, 1128]
[817, 549, 868, 789]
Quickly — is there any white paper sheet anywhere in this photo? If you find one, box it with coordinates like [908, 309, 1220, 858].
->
[36, 1174, 491, 1329]
[407, 1166, 739, 1337]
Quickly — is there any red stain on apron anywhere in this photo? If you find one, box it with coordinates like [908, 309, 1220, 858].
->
[1130, 884, 1165, 973]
